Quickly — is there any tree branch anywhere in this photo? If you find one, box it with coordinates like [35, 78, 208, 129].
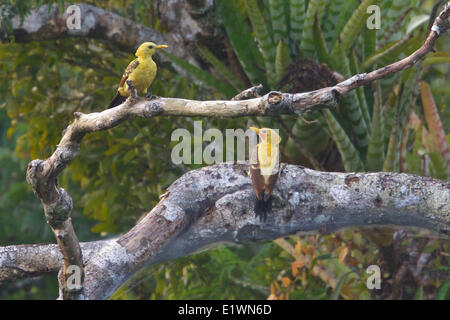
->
[0, 3, 198, 72]
[3, 163, 449, 297]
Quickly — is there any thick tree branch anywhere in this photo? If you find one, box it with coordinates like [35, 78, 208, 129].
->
[0, 3, 197, 71]
[3, 163, 449, 297]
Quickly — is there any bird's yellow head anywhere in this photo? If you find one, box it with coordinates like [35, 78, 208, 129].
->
[250, 127, 281, 145]
[135, 42, 168, 58]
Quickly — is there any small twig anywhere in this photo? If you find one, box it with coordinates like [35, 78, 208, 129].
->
[231, 84, 264, 101]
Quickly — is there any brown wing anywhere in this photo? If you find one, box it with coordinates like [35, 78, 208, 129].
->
[119, 59, 139, 88]
[264, 150, 280, 200]
[250, 147, 265, 200]
[264, 173, 279, 201]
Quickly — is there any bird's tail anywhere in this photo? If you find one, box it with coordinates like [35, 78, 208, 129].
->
[254, 196, 272, 222]
[107, 92, 127, 109]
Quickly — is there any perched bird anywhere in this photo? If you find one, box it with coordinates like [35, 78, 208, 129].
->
[107, 42, 168, 109]
[249, 127, 281, 221]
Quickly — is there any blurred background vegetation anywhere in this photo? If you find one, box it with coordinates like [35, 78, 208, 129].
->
[0, 0, 448, 299]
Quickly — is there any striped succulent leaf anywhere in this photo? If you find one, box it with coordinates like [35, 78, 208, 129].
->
[366, 81, 385, 172]
[300, 0, 326, 58]
[163, 52, 236, 97]
[332, 44, 369, 150]
[216, 0, 265, 85]
[362, 17, 377, 60]
[275, 40, 290, 81]
[362, 32, 421, 70]
[269, 0, 288, 44]
[322, 109, 365, 172]
[349, 49, 370, 127]
[330, 0, 383, 57]
[383, 83, 404, 172]
[289, 0, 306, 46]
[312, 13, 331, 65]
[380, 0, 412, 43]
[197, 45, 246, 92]
[244, 0, 277, 86]
[321, 0, 344, 50]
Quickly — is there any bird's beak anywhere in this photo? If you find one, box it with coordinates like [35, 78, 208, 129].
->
[157, 45, 168, 49]
[249, 127, 259, 134]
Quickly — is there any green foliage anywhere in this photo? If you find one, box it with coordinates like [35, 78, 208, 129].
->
[330, 0, 383, 57]
[244, 0, 276, 86]
[322, 109, 364, 172]
[216, 0, 265, 85]
[366, 81, 385, 171]
[300, 0, 326, 57]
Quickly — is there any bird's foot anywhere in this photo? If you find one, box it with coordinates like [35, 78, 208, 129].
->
[145, 92, 158, 100]
[126, 80, 138, 99]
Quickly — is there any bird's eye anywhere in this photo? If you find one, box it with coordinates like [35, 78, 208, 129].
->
[148, 45, 153, 49]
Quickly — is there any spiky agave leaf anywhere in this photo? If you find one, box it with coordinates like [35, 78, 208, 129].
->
[275, 40, 290, 81]
[383, 84, 404, 172]
[349, 49, 370, 128]
[322, 109, 364, 172]
[197, 45, 246, 92]
[244, 0, 277, 87]
[332, 43, 369, 151]
[216, 0, 265, 85]
[330, 0, 383, 58]
[321, 0, 345, 51]
[163, 52, 236, 97]
[366, 81, 385, 172]
[300, 0, 326, 58]
[269, 0, 288, 44]
[289, 0, 306, 47]
[361, 32, 422, 70]
[312, 13, 331, 65]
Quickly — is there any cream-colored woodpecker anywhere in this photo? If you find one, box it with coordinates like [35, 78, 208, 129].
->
[108, 42, 168, 109]
[249, 127, 281, 221]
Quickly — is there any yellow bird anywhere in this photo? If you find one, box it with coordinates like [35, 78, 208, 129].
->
[108, 42, 168, 109]
[249, 127, 282, 221]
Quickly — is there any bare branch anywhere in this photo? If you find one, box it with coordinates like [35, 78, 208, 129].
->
[0, 3, 197, 71]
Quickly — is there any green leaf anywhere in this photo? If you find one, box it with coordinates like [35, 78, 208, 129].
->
[269, 0, 288, 44]
[197, 45, 245, 91]
[330, 271, 353, 300]
[406, 14, 430, 34]
[300, 0, 326, 57]
[289, 0, 306, 45]
[331, 0, 383, 57]
[216, 0, 265, 85]
[383, 84, 403, 172]
[275, 40, 290, 80]
[424, 52, 450, 66]
[312, 13, 330, 65]
[361, 33, 420, 70]
[321, 0, 345, 50]
[163, 51, 236, 97]
[244, 0, 277, 86]
[332, 44, 369, 150]
[322, 109, 365, 172]
[366, 81, 385, 171]
[436, 279, 450, 300]
[381, 0, 411, 43]
[349, 49, 370, 127]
